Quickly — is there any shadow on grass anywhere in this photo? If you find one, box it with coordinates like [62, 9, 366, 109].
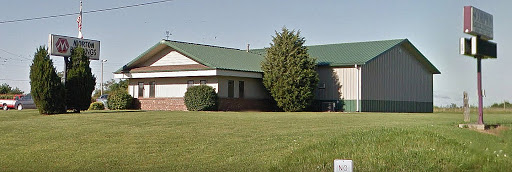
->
[79, 110, 147, 114]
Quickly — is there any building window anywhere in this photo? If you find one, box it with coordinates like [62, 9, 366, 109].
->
[318, 82, 326, 89]
[187, 80, 194, 88]
[138, 82, 144, 98]
[239, 81, 245, 98]
[228, 80, 234, 98]
[316, 82, 326, 99]
[200, 80, 207, 85]
[149, 81, 155, 98]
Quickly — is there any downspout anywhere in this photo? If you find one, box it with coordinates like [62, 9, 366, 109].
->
[355, 64, 360, 112]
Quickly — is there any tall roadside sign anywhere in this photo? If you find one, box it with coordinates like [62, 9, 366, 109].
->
[47, 1, 101, 90]
[459, 6, 497, 125]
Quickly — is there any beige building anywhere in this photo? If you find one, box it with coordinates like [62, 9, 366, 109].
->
[115, 39, 440, 112]
[114, 40, 271, 111]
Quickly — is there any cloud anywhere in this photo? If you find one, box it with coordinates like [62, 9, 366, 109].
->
[434, 94, 451, 100]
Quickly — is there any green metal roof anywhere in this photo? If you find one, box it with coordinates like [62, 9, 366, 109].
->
[116, 40, 264, 73]
[251, 39, 440, 74]
[308, 39, 405, 66]
[117, 39, 440, 74]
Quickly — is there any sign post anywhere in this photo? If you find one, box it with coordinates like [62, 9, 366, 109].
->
[460, 6, 497, 126]
[476, 51, 484, 124]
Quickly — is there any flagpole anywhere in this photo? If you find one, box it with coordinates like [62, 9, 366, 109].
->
[78, 0, 83, 39]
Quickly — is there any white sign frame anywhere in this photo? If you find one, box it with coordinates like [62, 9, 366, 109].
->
[48, 34, 100, 60]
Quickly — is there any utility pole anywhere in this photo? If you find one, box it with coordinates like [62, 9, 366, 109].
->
[101, 59, 107, 95]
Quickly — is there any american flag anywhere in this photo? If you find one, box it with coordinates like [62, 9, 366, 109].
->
[77, 1, 83, 39]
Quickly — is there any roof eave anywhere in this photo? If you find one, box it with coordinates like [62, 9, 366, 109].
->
[160, 41, 215, 68]
[401, 39, 441, 74]
[114, 41, 167, 73]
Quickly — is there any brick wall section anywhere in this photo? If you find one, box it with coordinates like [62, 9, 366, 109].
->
[134, 97, 276, 111]
[134, 98, 187, 111]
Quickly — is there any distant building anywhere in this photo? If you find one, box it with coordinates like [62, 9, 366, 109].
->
[114, 39, 440, 112]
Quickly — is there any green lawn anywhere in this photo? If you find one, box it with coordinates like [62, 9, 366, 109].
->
[1, 110, 511, 171]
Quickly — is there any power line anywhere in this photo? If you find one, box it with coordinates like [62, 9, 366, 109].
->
[0, 48, 32, 60]
[0, 0, 174, 24]
[0, 79, 29, 82]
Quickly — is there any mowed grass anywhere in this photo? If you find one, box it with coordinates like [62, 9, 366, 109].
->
[0, 110, 511, 171]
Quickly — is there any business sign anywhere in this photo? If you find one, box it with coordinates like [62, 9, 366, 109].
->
[460, 37, 497, 59]
[334, 159, 353, 172]
[471, 36, 497, 59]
[463, 6, 493, 40]
[48, 34, 100, 60]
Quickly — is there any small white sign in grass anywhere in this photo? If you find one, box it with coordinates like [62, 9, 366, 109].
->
[334, 159, 353, 172]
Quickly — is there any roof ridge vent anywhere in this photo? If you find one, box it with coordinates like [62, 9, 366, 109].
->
[165, 40, 245, 51]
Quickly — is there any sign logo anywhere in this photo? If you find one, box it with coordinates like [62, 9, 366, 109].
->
[49, 34, 100, 60]
[55, 38, 69, 53]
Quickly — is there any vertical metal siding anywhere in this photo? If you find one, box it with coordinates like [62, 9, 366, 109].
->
[316, 67, 359, 101]
[361, 45, 433, 112]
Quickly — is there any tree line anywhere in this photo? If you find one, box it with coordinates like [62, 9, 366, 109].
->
[0, 83, 24, 95]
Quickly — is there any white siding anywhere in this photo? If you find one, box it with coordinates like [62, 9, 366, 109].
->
[316, 66, 360, 100]
[129, 77, 219, 98]
[128, 77, 267, 99]
[361, 45, 433, 102]
[128, 85, 136, 98]
[150, 51, 199, 66]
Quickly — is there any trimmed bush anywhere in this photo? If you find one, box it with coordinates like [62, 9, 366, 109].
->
[107, 90, 133, 110]
[88, 102, 105, 110]
[184, 85, 218, 111]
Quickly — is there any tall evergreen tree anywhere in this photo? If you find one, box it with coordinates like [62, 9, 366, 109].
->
[66, 46, 96, 112]
[261, 27, 319, 112]
[29, 46, 66, 114]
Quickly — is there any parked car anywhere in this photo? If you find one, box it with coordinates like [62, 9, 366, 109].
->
[0, 94, 36, 110]
[96, 94, 108, 109]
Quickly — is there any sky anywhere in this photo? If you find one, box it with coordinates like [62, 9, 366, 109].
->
[0, 0, 510, 107]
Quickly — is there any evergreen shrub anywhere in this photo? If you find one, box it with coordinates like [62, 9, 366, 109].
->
[66, 46, 96, 112]
[261, 27, 319, 112]
[29, 46, 66, 114]
[184, 85, 218, 111]
[88, 102, 105, 110]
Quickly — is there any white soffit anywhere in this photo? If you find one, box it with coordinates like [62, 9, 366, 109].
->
[114, 69, 262, 79]
[150, 51, 199, 66]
